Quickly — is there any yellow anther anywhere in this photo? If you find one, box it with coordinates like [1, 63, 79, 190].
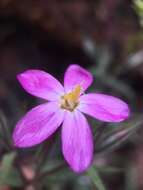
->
[64, 85, 81, 102]
[60, 85, 81, 111]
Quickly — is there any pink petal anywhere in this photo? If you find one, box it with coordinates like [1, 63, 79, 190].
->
[62, 110, 93, 173]
[64, 64, 93, 92]
[17, 70, 64, 101]
[13, 102, 65, 147]
[78, 93, 130, 122]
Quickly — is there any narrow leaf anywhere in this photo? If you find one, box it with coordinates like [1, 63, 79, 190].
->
[95, 116, 143, 154]
[87, 166, 106, 190]
[0, 152, 23, 187]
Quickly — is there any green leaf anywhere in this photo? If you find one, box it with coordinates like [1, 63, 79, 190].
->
[0, 152, 23, 187]
[97, 166, 123, 174]
[134, 0, 143, 12]
[134, 0, 143, 26]
[1, 152, 16, 174]
[40, 160, 64, 173]
[87, 166, 106, 190]
[125, 165, 138, 190]
[95, 115, 143, 154]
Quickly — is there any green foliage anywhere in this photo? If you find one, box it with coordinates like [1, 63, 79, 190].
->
[87, 166, 106, 190]
[0, 152, 22, 187]
[125, 164, 138, 190]
[134, 0, 143, 26]
[95, 115, 142, 154]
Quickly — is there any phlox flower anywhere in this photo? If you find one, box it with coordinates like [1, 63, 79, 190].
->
[13, 64, 130, 172]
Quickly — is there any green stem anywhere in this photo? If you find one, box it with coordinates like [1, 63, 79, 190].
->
[87, 166, 106, 190]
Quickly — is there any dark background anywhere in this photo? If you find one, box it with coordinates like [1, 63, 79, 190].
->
[0, 1, 143, 190]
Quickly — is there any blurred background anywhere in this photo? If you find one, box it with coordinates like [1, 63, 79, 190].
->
[0, 0, 143, 190]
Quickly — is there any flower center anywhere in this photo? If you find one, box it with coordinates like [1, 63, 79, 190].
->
[60, 85, 81, 112]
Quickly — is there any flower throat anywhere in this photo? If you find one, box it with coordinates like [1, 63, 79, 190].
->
[60, 85, 81, 112]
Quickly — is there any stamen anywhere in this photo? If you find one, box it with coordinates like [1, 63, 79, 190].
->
[60, 85, 81, 111]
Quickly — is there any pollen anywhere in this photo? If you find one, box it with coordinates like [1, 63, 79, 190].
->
[60, 85, 81, 111]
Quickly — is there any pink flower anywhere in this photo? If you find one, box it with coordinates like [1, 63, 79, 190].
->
[13, 64, 130, 172]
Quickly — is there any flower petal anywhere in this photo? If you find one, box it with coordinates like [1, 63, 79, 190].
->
[62, 110, 93, 173]
[13, 102, 64, 147]
[64, 64, 93, 92]
[78, 93, 130, 122]
[17, 70, 64, 101]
